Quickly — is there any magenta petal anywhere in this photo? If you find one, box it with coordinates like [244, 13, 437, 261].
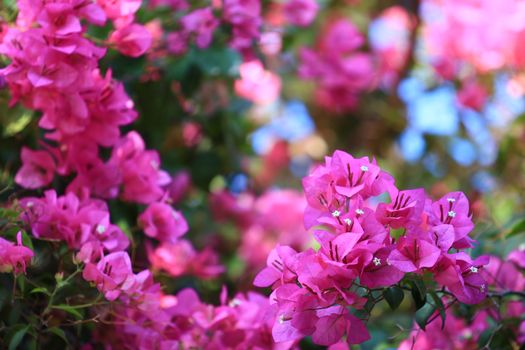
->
[418, 240, 441, 269]
[388, 249, 417, 272]
[254, 267, 281, 287]
[312, 313, 346, 346]
[345, 314, 370, 344]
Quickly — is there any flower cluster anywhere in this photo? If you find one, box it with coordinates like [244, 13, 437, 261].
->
[211, 189, 310, 272]
[20, 190, 129, 252]
[161, 1, 262, 57]
[0, 0, 206, 338]
[400, 248, 525, 349]
[0, 0, 159, 199]
[95, 287, 296, 349]
[422, 0, 525, 74]
[0, 232, 33, 274]
[298, 19, 376, 113]
[255, 150, 488, 347]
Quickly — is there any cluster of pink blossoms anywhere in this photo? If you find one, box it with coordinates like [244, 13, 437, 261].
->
[94, 287, 294, 349]
[400, 248, 525, 349]
[0, 0, 157, 198]
[160, 0, 261, 57]
[211, 189, 310, 272]
[299, 19, 376, 113]
[161, 0, 319, 58]
[254, 150, 488, 347]
[0, 232, 33, 274]
[0, 0, 287, 348]
[423, 0, 525, 74]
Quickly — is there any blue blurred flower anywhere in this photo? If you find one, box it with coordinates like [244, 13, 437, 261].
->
[398, 128, 426, 162]
[251, 100, 315, 155]
[407, 85, 459, 136]
[471, 171, 497, 193]
[228, 173, 249, 194]
[448, 137, 477, 166]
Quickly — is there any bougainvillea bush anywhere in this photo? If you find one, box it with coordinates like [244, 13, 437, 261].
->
[0, 0, 524, 349]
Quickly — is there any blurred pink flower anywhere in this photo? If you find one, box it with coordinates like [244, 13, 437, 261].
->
[284, 0, 319, 27]
[181, 8, 219, 49]
[83, 251, 151, 300]
[234, 60, 281, 104]
[148, 240, 224, 279]
[109, 23, 152, 57]
[0, 232, 33, 274]
[138, 202, 188, 243]
[15, 147, 56, 189]
[457, 80, 488, 111]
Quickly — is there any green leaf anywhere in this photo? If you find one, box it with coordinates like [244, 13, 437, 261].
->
[409, 279, 427, 310]
[16, 275, 25, 294]
[506, 217, 525, 238]
[478, 326, 514, 349]
[415, 303, 436, 331]
[29, 287, 51, 296]
[429, 292, 446, 329]
[47, 327, 69, 345]
[20, 230, 34, 251]
[51, 305, 83, 319]
[8, 325, 29, 350]
[383, 286, 404, 310]
[3, 112, 32, 136]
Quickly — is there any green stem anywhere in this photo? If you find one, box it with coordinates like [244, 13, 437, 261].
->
[43, 268, 81, 315]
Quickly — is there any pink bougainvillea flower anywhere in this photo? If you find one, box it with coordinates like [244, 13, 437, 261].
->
[429, 192, 475, 249]
[284, 0, 319, 27]
[111, 131, 170, 204]
[508, 247, 525, 269]
[298, 19, 375, 112]
[19, 190, 129, 251]
[376, 188, 426, 229]
[97, 0, 142, 20]
[388, 236, 441, 272]
[223, 0, 262, 51]
[138, 202, 188, 243]
[253, 245, 298, 288]
[109, 24, 152, 57]
[167, 170, 191, 204]
[180, 8, 219, 49]
[83, 251, 149, 301]
[433, 253, 489, 304]
[15, 147, 56, 189]
[0, 232, 33, 274]
[234, 60, 281, 104]
[148, 240, 224, 279]
[360, 246, 404, 288]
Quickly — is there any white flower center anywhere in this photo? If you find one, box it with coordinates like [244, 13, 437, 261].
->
[331, 210, 341, 217]
[470, 266, 478, 273]
[278, 314, 285, 324]
[373, 257, 381, 266]
[355, 209, 364, 215]
[480, 284, 486, 293]
[447, 210, 456, 218]
[360, 165, 369, 172]
[343, 218, 352, 225]
[462, 329, 473, 339]
[229, 298, 242, 307]
[447, 198, 456, 203]
[96, 225, 106, 234]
